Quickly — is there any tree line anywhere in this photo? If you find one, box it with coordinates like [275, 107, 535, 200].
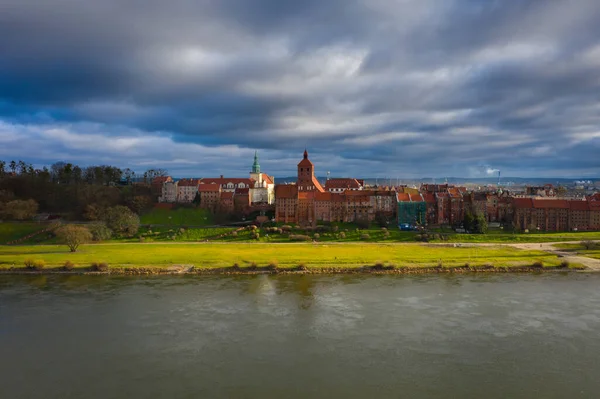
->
[0, 159, 168, 220]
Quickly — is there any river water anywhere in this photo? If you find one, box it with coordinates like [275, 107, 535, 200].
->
[1, 273, 600, 398]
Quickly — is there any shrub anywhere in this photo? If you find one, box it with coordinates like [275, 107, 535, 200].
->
[532, 261, 544, 268]
[231, 231, 238, 237]
[64, 260, 75, 271]
[139, 237, 145, 242]
[281, 225, 292, 232]
[91, 262, 109, 272]
[103, 205, 140, 237]
[25, 259, 45, 270]
[332, 225, 339, 232]
[251, 232, 260, 240]
[360, 233, 370, 240]
[313, 233, 320, 240]
[88, 222, 113, 241]
[339, 232, 346, 239]
[289, 234, 311, 241]
[55, 225, 93, 252]
[248, 262, 258, 270]
[559, 260, 570, 268]
[267, 260, 278, 270]
[231, 263, 240, 270]
[1, 199, 38, 220]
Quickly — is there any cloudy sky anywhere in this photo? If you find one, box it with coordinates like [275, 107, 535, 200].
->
[1, 0, 600, 178]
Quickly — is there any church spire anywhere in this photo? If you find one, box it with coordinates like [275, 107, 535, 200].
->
[252, 150, 260, 174]
[303, 148, 308, 159]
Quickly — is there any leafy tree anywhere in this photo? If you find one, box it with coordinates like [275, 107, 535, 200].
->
[88, 222, 113, 241]
[193, 192, 201, 206]
[1, 199, 38, 220]
[127, 195, 152, 214]
[55, 225, 93, 252]
[475, 213, 488, 234]
[103, 205, 140, 236]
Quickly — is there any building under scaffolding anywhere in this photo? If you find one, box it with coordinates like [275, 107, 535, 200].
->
[397, 193, 426, 229]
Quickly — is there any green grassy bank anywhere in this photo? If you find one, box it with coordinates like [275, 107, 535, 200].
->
[0, 242, 564, 270]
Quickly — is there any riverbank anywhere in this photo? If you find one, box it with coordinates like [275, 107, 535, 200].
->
[0, 262, 582, 275]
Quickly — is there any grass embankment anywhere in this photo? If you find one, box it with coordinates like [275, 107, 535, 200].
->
[0, 242, 563, 270]
[0, 222, 50, 244]
[140, 207, 214, 226]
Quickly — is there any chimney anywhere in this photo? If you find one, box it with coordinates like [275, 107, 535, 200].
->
[220, 175, 224, 179]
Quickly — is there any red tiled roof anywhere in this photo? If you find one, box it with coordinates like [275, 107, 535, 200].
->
[409, 193, 424, 202]
[325, 178, 362, 189]
[513, 198, 533, 208]
[275, 184, 298, 199]
[261, 174, 274, 184]
[178, 178, 200, 187]
[447, 187, 463, 198]
[397, 193, 410, 202]
[532, 199, 569, 209]
[198, 183, 220, 192]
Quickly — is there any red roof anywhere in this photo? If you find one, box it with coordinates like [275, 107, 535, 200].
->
[261, 174, 274, 185]
[298, 149, 314, 167]
[447, 187, 462, 198]
[397, 193, 410, 202]
[315, 192, 332, 201]
[325, 178, 362, 189]
[198, 183, 220, 192]
[532, 199, 569, 209]
[513, 198, 533, 208]
[275, 184, 298, 199]
[409, 193, 424, 202]
[178, 178, 200, 187]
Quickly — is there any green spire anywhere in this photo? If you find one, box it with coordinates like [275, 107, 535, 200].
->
[252, 150, 260, 174]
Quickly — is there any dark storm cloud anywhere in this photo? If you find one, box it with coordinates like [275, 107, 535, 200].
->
[0, 0, 599, 177]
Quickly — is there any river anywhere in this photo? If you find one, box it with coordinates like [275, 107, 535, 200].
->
[1, 273, 600, 398]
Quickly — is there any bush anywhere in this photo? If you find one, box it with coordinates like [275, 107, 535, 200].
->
[267, 260, 278, 270]
[248, 262, 258, 270]
[281, 225, 292, 232]
[64, 260, 75, 271]
[24, 259, 45, 270]
[91, 262, 109, 272]
[332, 225, 339, 232]
[103, 205, 140, 237]
[251, 232, 260, 240]
[289, 234, 311, 241]
[559, 260, 570, 268]
[231, 231, 238, 237]
[313, 233, 320, 240]
[360, 233, 370, 240]
[139, 237, 145, 242]
[1, 199, 38, 220]
[339, 232, 346, 239]
[532, 261, 544, 268]
[55, 225, 93, 252]
[296, 263, 308, 271]
[88, 222, 113, 241]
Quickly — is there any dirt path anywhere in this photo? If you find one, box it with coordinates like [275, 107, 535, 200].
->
[507, 242, 600, 271]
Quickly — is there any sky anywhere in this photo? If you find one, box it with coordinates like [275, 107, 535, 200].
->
[1, 0, 600, 179]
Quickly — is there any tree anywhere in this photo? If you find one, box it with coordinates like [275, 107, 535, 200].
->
[0, 160, 5, 176]
[127, 195, 152, 214]
[103, 205, 140, 236]
[88, 222, 113, 241]
[475, 213, 488, 234]
[9, 161, 16, 174]
[1, 199, 38, 220]
[193, 192, 201, 206]
[55, 225, 92, 252]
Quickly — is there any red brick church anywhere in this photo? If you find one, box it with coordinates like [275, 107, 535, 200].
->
[275, 150, 396, 225]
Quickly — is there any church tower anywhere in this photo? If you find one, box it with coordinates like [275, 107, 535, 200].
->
[297, 149, 323, 192]
[250, 150, 263, 185]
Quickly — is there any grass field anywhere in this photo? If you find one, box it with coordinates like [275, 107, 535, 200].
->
[140, 207, 214, 226]
[0, 222, 48, 244]
[0, 242, 562, 269]
[554, 243, 600, 260]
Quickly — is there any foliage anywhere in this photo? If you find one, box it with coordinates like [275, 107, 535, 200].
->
[289, 234, 311, 241]
[64, 260, 75, 270]
[140, 207, 213, 226]
[1, 199, 38, 220]
[581, 240, 598, 250]
[360, 233, 371, 240]
[127, 195, 153, 214]
[103, 206, 140, 236]
[91, 262, 109, 271]
[55, 225, 93, 252]
[88, 222, 113, 241]
[355, 217, 370, 229]
[24, 258, 45, 270]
